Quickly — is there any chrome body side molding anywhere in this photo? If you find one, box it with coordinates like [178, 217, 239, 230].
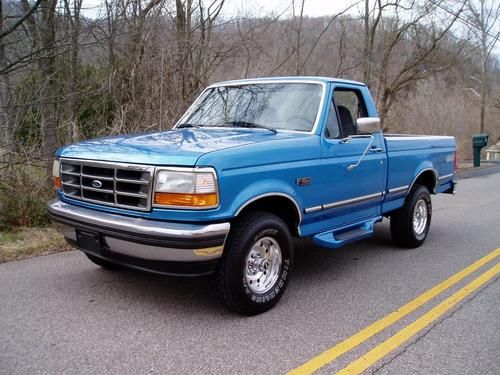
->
[438, 173, 454, 181]
[388, 185, 409, 194]
[323, 192, 383, 210]
[304, 205, 322, 214]
[304, 192, 384, 213]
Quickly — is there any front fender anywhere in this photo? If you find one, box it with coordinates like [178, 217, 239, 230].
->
[229, 179, 302, 220]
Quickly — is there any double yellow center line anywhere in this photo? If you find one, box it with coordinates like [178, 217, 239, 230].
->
[288, 248, 500, 375]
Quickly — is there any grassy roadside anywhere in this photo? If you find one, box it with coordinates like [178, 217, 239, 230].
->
[0, 227, 71, 263]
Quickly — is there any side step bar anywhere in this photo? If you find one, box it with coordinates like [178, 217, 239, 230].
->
[312, 216, 382, 249]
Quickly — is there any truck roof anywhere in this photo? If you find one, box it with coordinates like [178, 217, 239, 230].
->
[209, 76, 366, 87]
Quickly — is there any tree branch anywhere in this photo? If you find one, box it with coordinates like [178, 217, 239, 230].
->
[0, 0, 43, 40]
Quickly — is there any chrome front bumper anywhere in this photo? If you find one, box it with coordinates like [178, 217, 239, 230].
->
[47, 199, 230, 268]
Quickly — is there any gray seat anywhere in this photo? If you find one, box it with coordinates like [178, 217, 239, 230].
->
[337, 105, 356, 136]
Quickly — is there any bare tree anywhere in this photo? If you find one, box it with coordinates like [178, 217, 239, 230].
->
[363, 0, 391, 87]
[0, 0, 44, 161]
[292, 0, 305, 74]
[0, 0, 43, 40]
[38, 0, 59, 175]
[465, 0, 499, 133]
[362, 0, 466, 130]
[174, 0, 226, 102]
[63, 0, 83, 141]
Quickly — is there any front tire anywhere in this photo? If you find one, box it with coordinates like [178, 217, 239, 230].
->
[390, 185, 432, 248]
[215, 211, 293, 315]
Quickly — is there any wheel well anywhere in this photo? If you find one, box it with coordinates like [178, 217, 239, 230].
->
[236, 196, 301, 236]
[411, 170, 437, 194]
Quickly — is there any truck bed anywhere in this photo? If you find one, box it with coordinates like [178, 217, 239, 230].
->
[383, 133, 456, 213]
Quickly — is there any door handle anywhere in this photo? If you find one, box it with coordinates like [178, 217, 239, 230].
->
[370, 146, 383, 153]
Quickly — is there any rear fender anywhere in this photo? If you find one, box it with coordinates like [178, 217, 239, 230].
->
[407, 163, 438, 195]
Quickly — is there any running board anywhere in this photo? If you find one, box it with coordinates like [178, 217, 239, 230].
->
[312, 217, 381, 249]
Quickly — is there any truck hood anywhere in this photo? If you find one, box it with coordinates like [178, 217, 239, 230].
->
[57, 128, 306, 166]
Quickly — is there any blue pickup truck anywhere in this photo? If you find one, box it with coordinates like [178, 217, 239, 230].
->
[48, 77, 456, 315]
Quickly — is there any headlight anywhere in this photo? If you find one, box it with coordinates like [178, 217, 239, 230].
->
[52, 159, 61, 189]
[154, 168, 218, 208]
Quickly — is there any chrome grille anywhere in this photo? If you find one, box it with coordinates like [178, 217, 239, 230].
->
[60, 159, 155, 211]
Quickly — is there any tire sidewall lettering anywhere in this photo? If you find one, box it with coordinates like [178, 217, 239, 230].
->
[253, 228, 278, 243]
[243, 255, 290, 303]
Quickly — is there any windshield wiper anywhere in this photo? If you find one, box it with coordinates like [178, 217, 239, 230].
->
[176, 123, 202, 129]
[224, 121, 277, 134]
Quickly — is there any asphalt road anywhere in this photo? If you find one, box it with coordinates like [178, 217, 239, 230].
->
[1, 171, 499, 375]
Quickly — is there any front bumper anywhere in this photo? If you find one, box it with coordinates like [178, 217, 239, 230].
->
[47, 199, 230, 275]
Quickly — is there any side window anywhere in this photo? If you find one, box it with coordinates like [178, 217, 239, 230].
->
[333, 89, 368, 136]
[325, 101, 340, 139]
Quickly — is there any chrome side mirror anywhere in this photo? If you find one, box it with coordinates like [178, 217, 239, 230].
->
[356, 117, 381, 134]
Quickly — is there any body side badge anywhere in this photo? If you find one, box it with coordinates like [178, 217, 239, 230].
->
[296, 177, 311, 186]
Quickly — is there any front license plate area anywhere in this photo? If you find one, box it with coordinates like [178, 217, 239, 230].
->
[76, 229, 102, 253]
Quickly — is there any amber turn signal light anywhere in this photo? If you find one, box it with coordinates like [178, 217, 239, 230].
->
[54, 176, 62, 189]
[154, 192, 218, 207]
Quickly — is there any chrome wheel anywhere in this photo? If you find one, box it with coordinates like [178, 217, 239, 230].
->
[245, 236, 282, 294]
[413, 199, 428, 236]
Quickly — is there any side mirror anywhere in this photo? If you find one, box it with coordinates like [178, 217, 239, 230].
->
[356, 117, 381, 134]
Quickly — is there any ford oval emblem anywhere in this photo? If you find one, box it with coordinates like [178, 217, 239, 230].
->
[91, 179, 103, 188]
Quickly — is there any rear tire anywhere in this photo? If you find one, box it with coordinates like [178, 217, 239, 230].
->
[390, 185, 432, 248]
[215, 211, 293, 315]
[85, 253, 122, 270]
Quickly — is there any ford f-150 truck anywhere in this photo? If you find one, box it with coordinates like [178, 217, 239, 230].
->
[48, 77, 456, 315]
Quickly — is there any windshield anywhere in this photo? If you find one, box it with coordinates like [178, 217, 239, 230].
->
[180, 83, 323, 132]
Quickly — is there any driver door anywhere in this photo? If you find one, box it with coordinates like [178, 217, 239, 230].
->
[320, 86, 387, 228]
